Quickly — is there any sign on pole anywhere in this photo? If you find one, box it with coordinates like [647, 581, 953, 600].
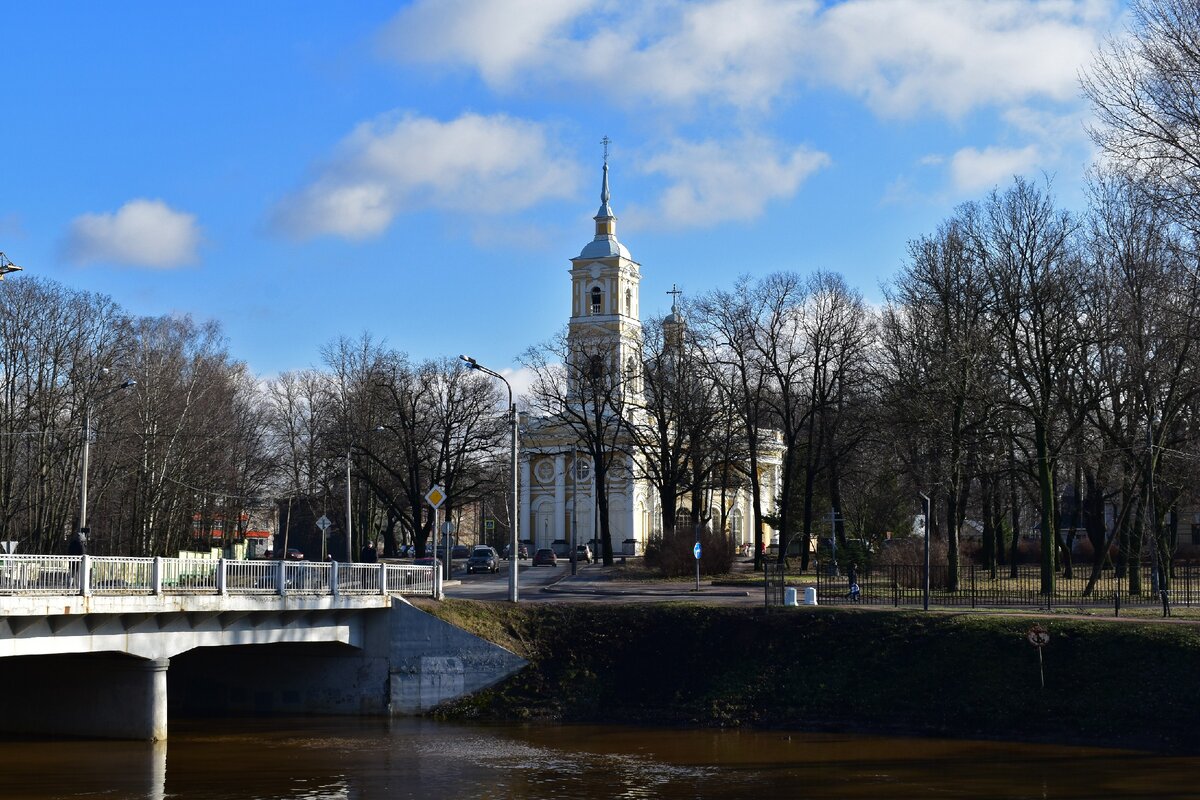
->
[316, 515, 332, 533]
[484, 518, 495, 531]
[425, 485, 446, 509]
[693, 542, 702, 560]
[0, 541, 16, 554]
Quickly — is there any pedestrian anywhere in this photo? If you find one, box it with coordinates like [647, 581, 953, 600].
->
[847, 562, 860, 602]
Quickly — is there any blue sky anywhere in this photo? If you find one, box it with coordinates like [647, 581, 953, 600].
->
[1, 1, 1124, 388]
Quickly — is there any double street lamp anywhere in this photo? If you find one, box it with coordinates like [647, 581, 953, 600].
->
[459, 355, 520, 602]
[76, 377, 137, 552]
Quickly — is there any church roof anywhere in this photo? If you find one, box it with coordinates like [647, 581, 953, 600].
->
[579, 160, 630, 260]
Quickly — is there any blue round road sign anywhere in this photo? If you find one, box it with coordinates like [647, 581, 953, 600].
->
[693, 542, 702, 559]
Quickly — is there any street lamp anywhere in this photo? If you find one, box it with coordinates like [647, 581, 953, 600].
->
[77, 377, 136, 552]
[0, 252, 22, 280]
[919, 492, 931, 612]
[459, 354, 520, 602]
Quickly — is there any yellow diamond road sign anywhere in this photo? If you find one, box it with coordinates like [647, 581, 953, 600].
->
[425, 485, 446, 509]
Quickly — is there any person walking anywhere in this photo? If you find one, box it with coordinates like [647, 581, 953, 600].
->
[847, 562, 861, 602]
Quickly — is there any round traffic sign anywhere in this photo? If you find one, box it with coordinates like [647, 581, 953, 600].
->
[693, 542, 702, 560]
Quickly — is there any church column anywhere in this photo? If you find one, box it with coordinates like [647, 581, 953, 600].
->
[553, 453, 566, 544]
[519, 457, 531, 546]
[625, 454, 637, 553]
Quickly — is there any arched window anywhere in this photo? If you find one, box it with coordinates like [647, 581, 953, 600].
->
[590, 287, 603, 314]
[589, 354, 605, 381]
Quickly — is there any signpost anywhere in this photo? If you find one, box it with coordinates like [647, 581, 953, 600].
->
[693, 540, 702, 591]
[316, 515, 332, 560]
[1027, 624, 1050, 688]
[425, 485, 447, 582]
[0, 541, 17, 554]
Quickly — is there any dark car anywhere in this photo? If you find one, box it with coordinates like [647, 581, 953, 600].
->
[502, 543, 530, 560]
[532, 547, 557, 567]
[466, 546, 500, 574]
[413, 557, 442, 569]
[286, 548, 304, 561]
[452, 544, 471, 560]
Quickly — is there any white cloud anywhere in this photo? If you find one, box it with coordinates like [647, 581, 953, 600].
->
[273, 112, 580, 240]
[377, 0, 1118, 118]
[65, 199, 200, 268]
[501, 365, 539, 404]
[378, 0, 597, 86]
[950, 145, 1041, 193]
[637, 136, 830, 227]
[813, 0, 1110, 118]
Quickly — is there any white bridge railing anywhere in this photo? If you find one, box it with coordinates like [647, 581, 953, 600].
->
[0, 555, 437, 598]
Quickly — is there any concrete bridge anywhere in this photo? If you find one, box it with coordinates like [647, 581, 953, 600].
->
[0, 555, 525, 741]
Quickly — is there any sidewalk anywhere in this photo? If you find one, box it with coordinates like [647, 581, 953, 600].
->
[540, 559, 755, 600]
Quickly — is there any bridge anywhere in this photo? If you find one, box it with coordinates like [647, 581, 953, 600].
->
[0, 555, 524, 741]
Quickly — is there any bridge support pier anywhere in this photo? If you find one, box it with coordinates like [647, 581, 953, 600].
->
[0, 653, 169, 741]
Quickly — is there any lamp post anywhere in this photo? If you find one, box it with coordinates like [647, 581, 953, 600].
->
[345, 447, 353, 563]
[919, 492, 931, 611]
[0, 252, 22, 280]
[77, 377, 136, 551]
[460, 355, 520, 602]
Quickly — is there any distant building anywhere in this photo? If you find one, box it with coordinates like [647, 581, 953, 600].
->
[519, 158, 782, 554]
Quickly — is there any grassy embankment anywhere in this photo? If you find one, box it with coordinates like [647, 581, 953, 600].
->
[414, 600, 1200, 753]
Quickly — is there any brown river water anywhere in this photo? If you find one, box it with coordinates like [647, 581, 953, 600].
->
[2, 718, 1198, 799]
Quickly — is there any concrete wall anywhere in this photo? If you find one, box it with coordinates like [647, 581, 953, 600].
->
[0, 652, 168, 740]
[388, 598, 527, 714]
[0, 598, 527, 739]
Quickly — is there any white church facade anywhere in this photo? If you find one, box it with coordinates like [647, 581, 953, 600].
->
[517, 159, 783, 556]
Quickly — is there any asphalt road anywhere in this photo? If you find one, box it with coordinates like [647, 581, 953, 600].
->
[443, 559, 760, 605]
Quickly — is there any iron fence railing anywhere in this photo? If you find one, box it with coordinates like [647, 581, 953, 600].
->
[797, 562, 1196, 611]
[0, 554, 436, 599]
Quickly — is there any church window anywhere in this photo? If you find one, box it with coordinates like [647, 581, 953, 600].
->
[590, 287, 603, 314]
[589, 354, 605, 381]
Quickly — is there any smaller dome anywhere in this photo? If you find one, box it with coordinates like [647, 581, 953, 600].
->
[664, 309, 686, 326]
[579, 237, 630, 259]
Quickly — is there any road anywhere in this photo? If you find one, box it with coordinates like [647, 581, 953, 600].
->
[443, 558, 761, 605]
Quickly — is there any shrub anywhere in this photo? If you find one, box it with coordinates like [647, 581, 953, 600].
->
[646, 527, 735, 577]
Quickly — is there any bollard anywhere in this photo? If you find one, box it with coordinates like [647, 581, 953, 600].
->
[804, 586, 818, 606]
[784, 587, 798, 606]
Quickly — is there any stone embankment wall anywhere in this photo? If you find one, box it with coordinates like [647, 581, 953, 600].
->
[420, 601, 1200, 753]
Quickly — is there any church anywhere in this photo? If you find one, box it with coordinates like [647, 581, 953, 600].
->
[518, 156, 783, 557]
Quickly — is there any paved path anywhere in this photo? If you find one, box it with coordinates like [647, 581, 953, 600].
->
[444, 559, 762, 605]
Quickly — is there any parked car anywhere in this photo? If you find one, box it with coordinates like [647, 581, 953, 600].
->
[413, 557, 442, 569]
[502, 543, 530, 560]
[466, 546, 500, 574]
[285, 548, 304, 561]
[532, 547, 558, 567]
[575, 544, 593, 563]
[452, 544, 471, 559]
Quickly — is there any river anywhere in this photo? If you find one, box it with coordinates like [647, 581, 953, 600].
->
[3, 718, 1197, 799]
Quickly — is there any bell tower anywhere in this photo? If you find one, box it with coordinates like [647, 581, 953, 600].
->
[567, 143, 642, 402]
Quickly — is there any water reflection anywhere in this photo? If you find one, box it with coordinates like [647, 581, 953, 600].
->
[1, 719, 1197, 799]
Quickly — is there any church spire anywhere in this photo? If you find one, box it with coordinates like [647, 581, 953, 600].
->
[596, 136, 615, 222]
[577, 136, 629, 260]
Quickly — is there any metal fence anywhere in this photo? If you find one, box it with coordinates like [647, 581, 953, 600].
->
[800, 562, 1196, 611]
[0, 554, 437, 599]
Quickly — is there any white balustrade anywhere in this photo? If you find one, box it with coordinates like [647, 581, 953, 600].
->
[0, 555, 435, 598]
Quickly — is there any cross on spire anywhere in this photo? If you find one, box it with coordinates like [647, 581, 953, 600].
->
[601, 135, 611, 164]
[667, 283, 682, 311]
